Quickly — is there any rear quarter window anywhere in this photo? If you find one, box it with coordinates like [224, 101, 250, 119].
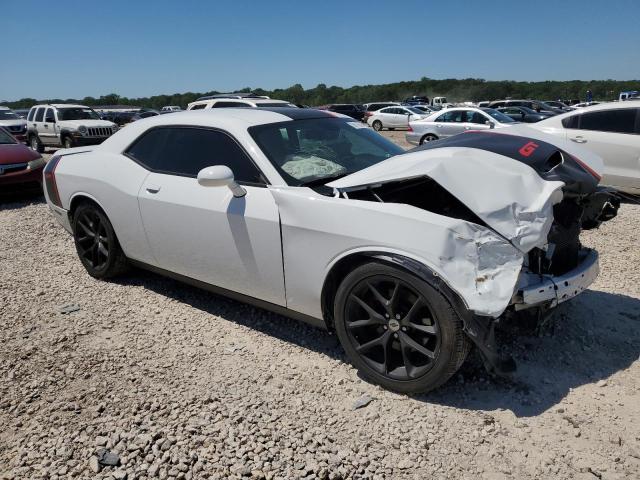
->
[34, 108, 45, 122]
[27, 108, 36, 121]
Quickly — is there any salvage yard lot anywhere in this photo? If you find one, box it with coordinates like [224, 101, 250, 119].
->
[1, 133, 639, 480]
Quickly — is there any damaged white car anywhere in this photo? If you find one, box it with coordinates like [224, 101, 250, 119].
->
[43, 108, 619, 393]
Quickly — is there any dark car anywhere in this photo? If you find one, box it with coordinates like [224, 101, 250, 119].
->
[496, 106, 551, 123]
[403, 95, 429, 105]
[488, 99, 563, 115]
[543, 100, 574, 112]
[322, 104, 365, 121]
[0, 127, 45, 194]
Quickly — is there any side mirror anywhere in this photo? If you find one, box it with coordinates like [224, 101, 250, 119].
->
[197, 165, 246, 197]
[485, 120, 496, 129]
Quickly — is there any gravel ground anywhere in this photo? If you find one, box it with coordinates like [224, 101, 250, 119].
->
[1, 138, 639, 480]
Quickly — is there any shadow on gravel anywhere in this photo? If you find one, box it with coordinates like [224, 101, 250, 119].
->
[115, 268, 345, 360]
[422, 290, 640, 417]
[0, 191, 45, 210]
[116, 268, 639, 418]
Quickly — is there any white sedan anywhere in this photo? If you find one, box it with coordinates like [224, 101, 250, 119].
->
[43, 108, 618, 393]
[366, 106, 429, 131]
[523, 102, 640, 195]
[406, 107, 516, 145]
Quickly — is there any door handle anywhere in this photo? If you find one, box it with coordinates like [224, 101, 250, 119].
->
[145, 185, 161, 194]
[570, 136, 587, 143]
[44, 125, 48, 128]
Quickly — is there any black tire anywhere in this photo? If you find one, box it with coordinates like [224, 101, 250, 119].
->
[334, 262, 470, 393]
[72, 202, 128, 279]
[420, 134, 438, 145]
[30, 134, 45, 153]
[63, 135, 75, 149]
[372, 120, 383, 131]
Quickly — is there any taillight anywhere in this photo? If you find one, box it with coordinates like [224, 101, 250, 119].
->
[407, 125, 413, 132]
[43, 155, 62, 207]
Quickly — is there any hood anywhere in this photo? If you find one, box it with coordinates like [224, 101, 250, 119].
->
[0, 143, 41, 165]
[60, 120, 116, 128]
[0, 119, 27, 128]
[328, 133, 574, 253]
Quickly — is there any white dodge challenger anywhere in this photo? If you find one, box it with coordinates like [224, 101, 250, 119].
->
[43, 108, 619, 393]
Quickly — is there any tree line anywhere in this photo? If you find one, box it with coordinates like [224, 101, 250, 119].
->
[3, 77, 638, 110]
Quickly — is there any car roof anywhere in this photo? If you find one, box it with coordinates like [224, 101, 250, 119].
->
[31, 104, 92, 109]
[188, 98, 290, 107]
[0, 106, 10, 110]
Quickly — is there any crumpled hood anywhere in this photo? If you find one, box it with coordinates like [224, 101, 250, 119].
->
[328, 140, 566, 253]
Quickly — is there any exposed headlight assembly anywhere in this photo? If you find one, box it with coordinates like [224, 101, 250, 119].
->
[77, 125, 87, 134]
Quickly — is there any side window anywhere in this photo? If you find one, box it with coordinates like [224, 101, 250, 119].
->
[466, 111, 487, 124]
[126, 127, 264, 183]
[579, 109, 638, 134]
[27, 108, 35, 121]
[562, 115, 580, 129]
[491, 102, 504, 108]
[34, 108, 45, 122]
[436, 111, 451, 122]
[44, 108, 55, 122]
[190, 104, 206, 110]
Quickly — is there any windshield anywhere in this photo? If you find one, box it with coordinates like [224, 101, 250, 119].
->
[0, 128, 17, 144]
[249, 118, 404, 186]
[0, 110, 20, 120]
[57, 108, 101, 121]
[481, 108, 516, 123]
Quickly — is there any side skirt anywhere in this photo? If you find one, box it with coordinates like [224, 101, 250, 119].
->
[128, 259, 327, 330]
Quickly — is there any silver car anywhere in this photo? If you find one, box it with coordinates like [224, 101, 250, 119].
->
[406, 108, 516, 145]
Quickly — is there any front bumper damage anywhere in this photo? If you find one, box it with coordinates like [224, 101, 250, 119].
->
[514, 249, 599, 310]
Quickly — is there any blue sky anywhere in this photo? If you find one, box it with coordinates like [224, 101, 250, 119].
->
[2, 0, 639, 101]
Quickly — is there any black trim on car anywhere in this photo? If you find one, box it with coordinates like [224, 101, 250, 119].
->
[257, 107, 335, 120]
[128, 259, 326, 330]
[122, 124, 270, 187]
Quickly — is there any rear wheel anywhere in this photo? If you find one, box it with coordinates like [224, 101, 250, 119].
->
[30, 134, 45, 153]
[72, 203, 128, 279]
[334, 262, 470, 393]
[420, 134, 438, 144]
[372, 120, 383, 131]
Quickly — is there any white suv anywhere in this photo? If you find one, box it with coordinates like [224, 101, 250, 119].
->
[187, 93, 295, 110]
[26, 104, 118, 152]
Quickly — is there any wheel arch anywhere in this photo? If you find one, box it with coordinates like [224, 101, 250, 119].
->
[320, 249, 469, 331]
[320, 249, 516, 375]
[68, 192, 109, 222]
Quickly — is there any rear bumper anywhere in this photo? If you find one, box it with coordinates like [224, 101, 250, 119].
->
[48, 203, 73, 234]
[512, 249, 599, 310]
[405, 132, 421, 145]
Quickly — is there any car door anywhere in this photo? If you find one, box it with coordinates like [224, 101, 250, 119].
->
[32, 107, 45, 140]
[376, 107, 395, 128]
[464, 110, 493, 131]
[566, 108, 640, 191]
[431, 111, 456, 137]
[132, 126, 286, 305]
[40, 108, 57, 144]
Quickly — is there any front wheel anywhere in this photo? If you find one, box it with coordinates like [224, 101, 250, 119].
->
[63, 135, 75, 149]
[72, 203, 128, 279]
[372, 120, 383, 131]
[334, 262, 470, 393]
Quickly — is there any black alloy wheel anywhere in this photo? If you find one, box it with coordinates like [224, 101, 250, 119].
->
[72, 203, 128, 279]
[335, 262, 470, 393]
[344, 275, 440, 380]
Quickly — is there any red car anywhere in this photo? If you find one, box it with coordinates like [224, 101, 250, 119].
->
[0, 127, 45, 193]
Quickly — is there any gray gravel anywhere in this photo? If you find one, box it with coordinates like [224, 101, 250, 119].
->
[0, 137, 639, 479]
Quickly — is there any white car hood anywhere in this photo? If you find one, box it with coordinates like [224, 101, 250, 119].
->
[328, 144, 565, 253]
[60, 120, 115, 128]
[0, 119, 27, 127]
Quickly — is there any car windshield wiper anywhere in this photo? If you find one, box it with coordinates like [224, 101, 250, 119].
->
[299, 171, 351, 187]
